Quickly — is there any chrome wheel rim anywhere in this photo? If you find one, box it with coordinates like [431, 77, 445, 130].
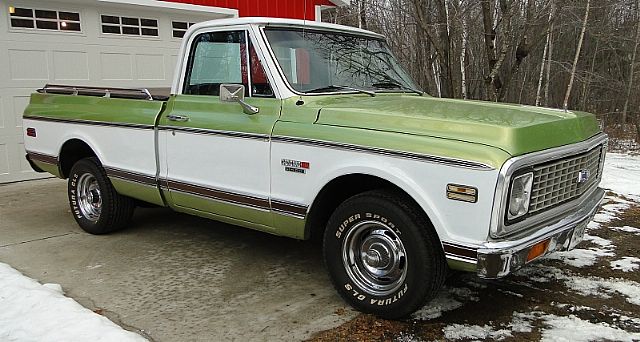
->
[77, 173, 102, 222]
[342, 220, 407, 296]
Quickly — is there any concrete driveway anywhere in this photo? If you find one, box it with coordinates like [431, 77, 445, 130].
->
[0, 179, 356, 341]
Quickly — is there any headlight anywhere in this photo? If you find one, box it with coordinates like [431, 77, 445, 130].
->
[507, 172, 533, 220]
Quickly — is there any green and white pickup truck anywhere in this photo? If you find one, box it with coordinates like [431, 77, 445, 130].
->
[23, 17, 606, 318]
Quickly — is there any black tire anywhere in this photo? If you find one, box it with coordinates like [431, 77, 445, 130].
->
[323, 189, 446, 319]
[68, 157, 135, 234]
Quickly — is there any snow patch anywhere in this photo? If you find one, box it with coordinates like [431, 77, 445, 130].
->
[601, 153, 640, 201]
[543, 234, 614, 267]
[610, 257, 640, 272]
[442, 324, 512, 340]
[566, 276, 640, 305]
[517, 265, 640, 306]
[0, 263, 147, 342]
[612, 226, 640, 234]
[540, 314, 640, 342]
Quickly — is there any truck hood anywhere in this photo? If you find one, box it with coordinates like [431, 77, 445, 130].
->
[314, 95, 601, 156]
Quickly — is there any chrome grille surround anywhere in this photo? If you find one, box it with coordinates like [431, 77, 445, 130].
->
[528, 146, 603, 214]
[489, 133, 608, 239]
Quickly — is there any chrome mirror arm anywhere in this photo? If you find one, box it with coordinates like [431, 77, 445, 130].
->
[231, 95, 260, 115]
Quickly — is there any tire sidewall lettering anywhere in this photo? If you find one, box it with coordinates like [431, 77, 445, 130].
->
[334, 212, 400, 240]
[342, 282, 409, 306]
[70, 172, 84, 219]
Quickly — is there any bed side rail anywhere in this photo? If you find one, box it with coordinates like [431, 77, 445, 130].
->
[36, 84, 170, 101]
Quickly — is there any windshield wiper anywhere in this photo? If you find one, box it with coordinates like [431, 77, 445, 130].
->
[305, 85, 376, 97]
[372, 81, 424, 96]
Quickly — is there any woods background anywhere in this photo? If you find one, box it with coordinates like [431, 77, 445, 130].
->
[322, 0, 640, 150]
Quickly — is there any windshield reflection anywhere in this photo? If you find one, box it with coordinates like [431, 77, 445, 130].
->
[264, 28, 421, 95]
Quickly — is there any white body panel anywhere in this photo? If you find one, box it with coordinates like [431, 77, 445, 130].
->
[161, 131, 270, 202]
[23, 119, 156, 177]
[271, 142, 499, 245]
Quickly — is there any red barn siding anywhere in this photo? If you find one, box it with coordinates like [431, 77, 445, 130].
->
[163, 0, 335, 20]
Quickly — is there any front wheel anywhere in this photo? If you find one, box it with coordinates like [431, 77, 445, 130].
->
[323, 190, 446, 319]
[68, 157, 134, 234]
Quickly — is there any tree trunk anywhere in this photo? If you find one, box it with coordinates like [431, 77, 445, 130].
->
[581, 39, 599, 111]
[436, 0, 454, 98]
[460, 16, 468, 99]
[622, 1, 640, 124]
[481, 0, 497, 101]
[544, 17, 554, 107]
[536, 5, 555, 106]
[358, 0, 367, 30]
[564, 0, 590, 111]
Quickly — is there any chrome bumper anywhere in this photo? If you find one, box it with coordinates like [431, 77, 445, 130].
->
[476, 187, 605, 279]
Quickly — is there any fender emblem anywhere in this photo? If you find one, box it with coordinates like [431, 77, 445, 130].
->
[281, 159, 310, 174]
[576, 170, 591, 184]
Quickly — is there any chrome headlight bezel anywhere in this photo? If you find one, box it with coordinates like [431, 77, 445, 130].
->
[506, 172, 533, 221]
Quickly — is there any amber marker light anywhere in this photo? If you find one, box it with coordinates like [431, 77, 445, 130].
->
[527, 239, 550, 262]
[9, 6, 16, 14]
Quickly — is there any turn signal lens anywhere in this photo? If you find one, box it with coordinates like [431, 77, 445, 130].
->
[527, 239, 550, 262]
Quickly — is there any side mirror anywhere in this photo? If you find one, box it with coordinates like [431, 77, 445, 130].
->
[220, 84, 259, 115]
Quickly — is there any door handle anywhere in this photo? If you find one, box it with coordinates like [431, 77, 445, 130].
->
[167, 114, 190, 122]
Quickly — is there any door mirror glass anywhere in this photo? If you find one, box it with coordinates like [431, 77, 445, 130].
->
[220, 84, 245, 102]
[219, 84, 259, 115]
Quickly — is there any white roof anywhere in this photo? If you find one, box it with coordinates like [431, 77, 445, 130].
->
[190, 17, 384, 39]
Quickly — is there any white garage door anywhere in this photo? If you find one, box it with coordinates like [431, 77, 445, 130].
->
[0, 0, 235, 183]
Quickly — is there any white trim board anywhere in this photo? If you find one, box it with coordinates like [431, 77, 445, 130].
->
[96, 0, 239, 16]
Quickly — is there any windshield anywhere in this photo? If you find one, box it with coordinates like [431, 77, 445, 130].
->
[264, 28, 420, 94]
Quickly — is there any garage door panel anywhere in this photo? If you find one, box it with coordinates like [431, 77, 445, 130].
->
[136, 54, 165, 80]
[13, 95, 30, 130]
[0, 96, 4, 130]
[8, 49, 49, 81]
[0, 142, 9, 176]
[100, 52, 133, 80]
[53, 51, 89, 81]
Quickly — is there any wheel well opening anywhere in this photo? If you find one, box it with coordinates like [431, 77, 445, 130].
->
[305, 174, 423, 241]
[59, 139, 97, 178]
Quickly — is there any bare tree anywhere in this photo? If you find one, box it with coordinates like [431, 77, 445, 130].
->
[623, 0, 639, 124]
[564, 0, 590, 111]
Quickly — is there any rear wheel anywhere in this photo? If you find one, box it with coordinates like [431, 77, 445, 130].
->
[68, 157, 134, 234]
[323, 189, 446, 319]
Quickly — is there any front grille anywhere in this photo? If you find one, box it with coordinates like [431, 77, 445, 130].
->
[528, 146, 603, 214]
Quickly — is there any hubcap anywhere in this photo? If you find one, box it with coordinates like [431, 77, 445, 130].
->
[77, 173, 102, 222]
[342, 221, 407, 296]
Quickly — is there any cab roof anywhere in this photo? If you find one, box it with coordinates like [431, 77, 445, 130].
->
[189, 17, 384, 39]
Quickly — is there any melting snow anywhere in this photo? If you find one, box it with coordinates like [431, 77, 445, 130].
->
[442, 324, 512, 340]
[544, 233, 615, 267]
[539, 314, 640, 342]
[610, 257, 640, 272]
[612, 226, 640, 234]
[0, 263, 147, 342]
[601, 153, 640, 201]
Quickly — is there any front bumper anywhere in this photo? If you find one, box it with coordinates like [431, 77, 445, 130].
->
[476, 186, 605, 279]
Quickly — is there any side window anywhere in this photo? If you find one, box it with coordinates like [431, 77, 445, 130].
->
[183, 31, 273, 98]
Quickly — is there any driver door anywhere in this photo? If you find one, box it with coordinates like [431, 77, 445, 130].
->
[159, 29, 280, 227]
